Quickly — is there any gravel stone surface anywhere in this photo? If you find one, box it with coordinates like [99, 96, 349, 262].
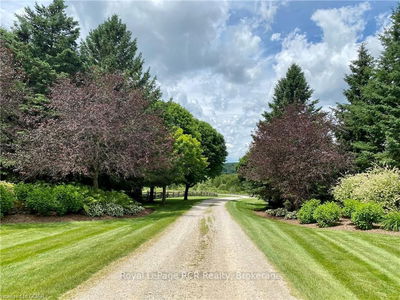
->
[65, 196, 296, 300]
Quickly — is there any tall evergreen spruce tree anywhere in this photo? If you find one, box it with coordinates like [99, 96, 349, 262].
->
[263, 63, 318, 122]
[12, 0, 81, 94]
[360, 5, 399, 167]
[80, 15, 161, 101]
[336, 44, 376, 169]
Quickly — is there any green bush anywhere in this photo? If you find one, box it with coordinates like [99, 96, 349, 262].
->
[124, 203, 145, 215]
[84, 202, 105, 217]
[333, 166, 400, 211]
[53, 185, 84, 213]
[14, 183, 35, 203]
[284, 211, 297, 220]
[298, 199, 321, 224]
[342, 199, 362, 218]
[0, 181, 16, 217]
[351, 202, 384, 230]
[26, 186, 66, 216]
[313, 202, 342, 227]
[381, 212, 400, 231]
[103, 203, 124, 217]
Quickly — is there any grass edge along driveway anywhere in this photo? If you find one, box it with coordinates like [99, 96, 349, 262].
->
[227, 198, 400, 300]
[0, 197, 211, 299]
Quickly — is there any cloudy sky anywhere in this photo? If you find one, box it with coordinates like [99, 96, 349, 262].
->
[1, 0, 397, 161]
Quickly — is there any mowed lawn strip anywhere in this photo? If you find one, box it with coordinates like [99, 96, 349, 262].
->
[227, 198, 400, 300]
[0, 197, 210, 299]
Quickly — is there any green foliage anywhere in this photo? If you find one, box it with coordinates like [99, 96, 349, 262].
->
[351, 202, 384, 230]
[53, 185, 84, 213]
[265, 208, 297, 219]
[381, 211, 400, 231]
[26, 186, 66, 216]
[196, 120, 227, 178]
[12, 0, 81, 94]
[124, 203, 145, 215]
[263, 63, 318, 122]
[338, 5, 400, 168]
[0, 181, 16, 217]
[173, 128, 208, 187]
[80, 15, 161, 101]
[222, 162, 238, 174]
[193, 173, 249, 194]
[313, 202, 342, 227]
[333, 166, 400, 210]
[102, 203, 124, 217]
[84, 202, 104, 217]
[342, 199, 362, 218]
[297, 199, 321, 224]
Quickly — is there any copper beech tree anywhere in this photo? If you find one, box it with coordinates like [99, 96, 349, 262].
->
[241, 105, 351, 208]
[15, 73, 172, 188]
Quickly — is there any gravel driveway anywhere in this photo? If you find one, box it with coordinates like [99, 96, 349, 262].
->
[65, 196, 296, 300]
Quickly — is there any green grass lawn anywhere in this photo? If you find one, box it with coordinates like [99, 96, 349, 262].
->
[0, 197, 210, 299]
[227, 198, 400, 300]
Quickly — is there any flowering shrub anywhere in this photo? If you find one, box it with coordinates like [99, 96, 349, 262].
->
[333, 166, 400, 211]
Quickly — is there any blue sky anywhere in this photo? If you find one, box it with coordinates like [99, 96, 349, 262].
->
[1, 0, 398, 162]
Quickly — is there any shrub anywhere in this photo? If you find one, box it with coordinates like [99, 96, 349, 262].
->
[333, 166, 400, 211]
[381, 212, 400, 231]
[14, 183, 35, 202]
[284, 211, 297, 220]
[105, 190, 131, 207]
[297, 199, 321, 224]
[351, 202, 384, 230]
[84, 202, 105, 217]
[265, 208, 288, 217]
[313, 202, 342, 227]
[26, 186, 66, 216]
[124, 203, 145, 215]
[53, 185, 84, 213]
[0, 182, 16, 217]
[102, 203, 124, 217]
[342, 199, 362, 218]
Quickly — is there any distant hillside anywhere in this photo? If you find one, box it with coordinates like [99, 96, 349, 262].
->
[222, 162, 239, 174]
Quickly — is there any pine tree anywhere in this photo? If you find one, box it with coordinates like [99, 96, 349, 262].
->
[363, 4, 400, 167]
[335, 44, 376, 169]
[263, 63, 318, 122]
[12, 0, 81, 94]
[80, 15, 161, 101]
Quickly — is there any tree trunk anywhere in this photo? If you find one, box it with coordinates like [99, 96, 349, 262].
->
[184, 184, 190, 200]
[149, 186, 155, 202]
[93, 170, 99, 189]
[161, 186, 166, 205]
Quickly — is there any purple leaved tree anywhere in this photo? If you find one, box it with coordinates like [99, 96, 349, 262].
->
[16, 73, 172, 188]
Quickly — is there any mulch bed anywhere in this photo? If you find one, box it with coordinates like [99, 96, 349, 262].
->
[254, 211, 400, 236]
[0, 208, 154, 224]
